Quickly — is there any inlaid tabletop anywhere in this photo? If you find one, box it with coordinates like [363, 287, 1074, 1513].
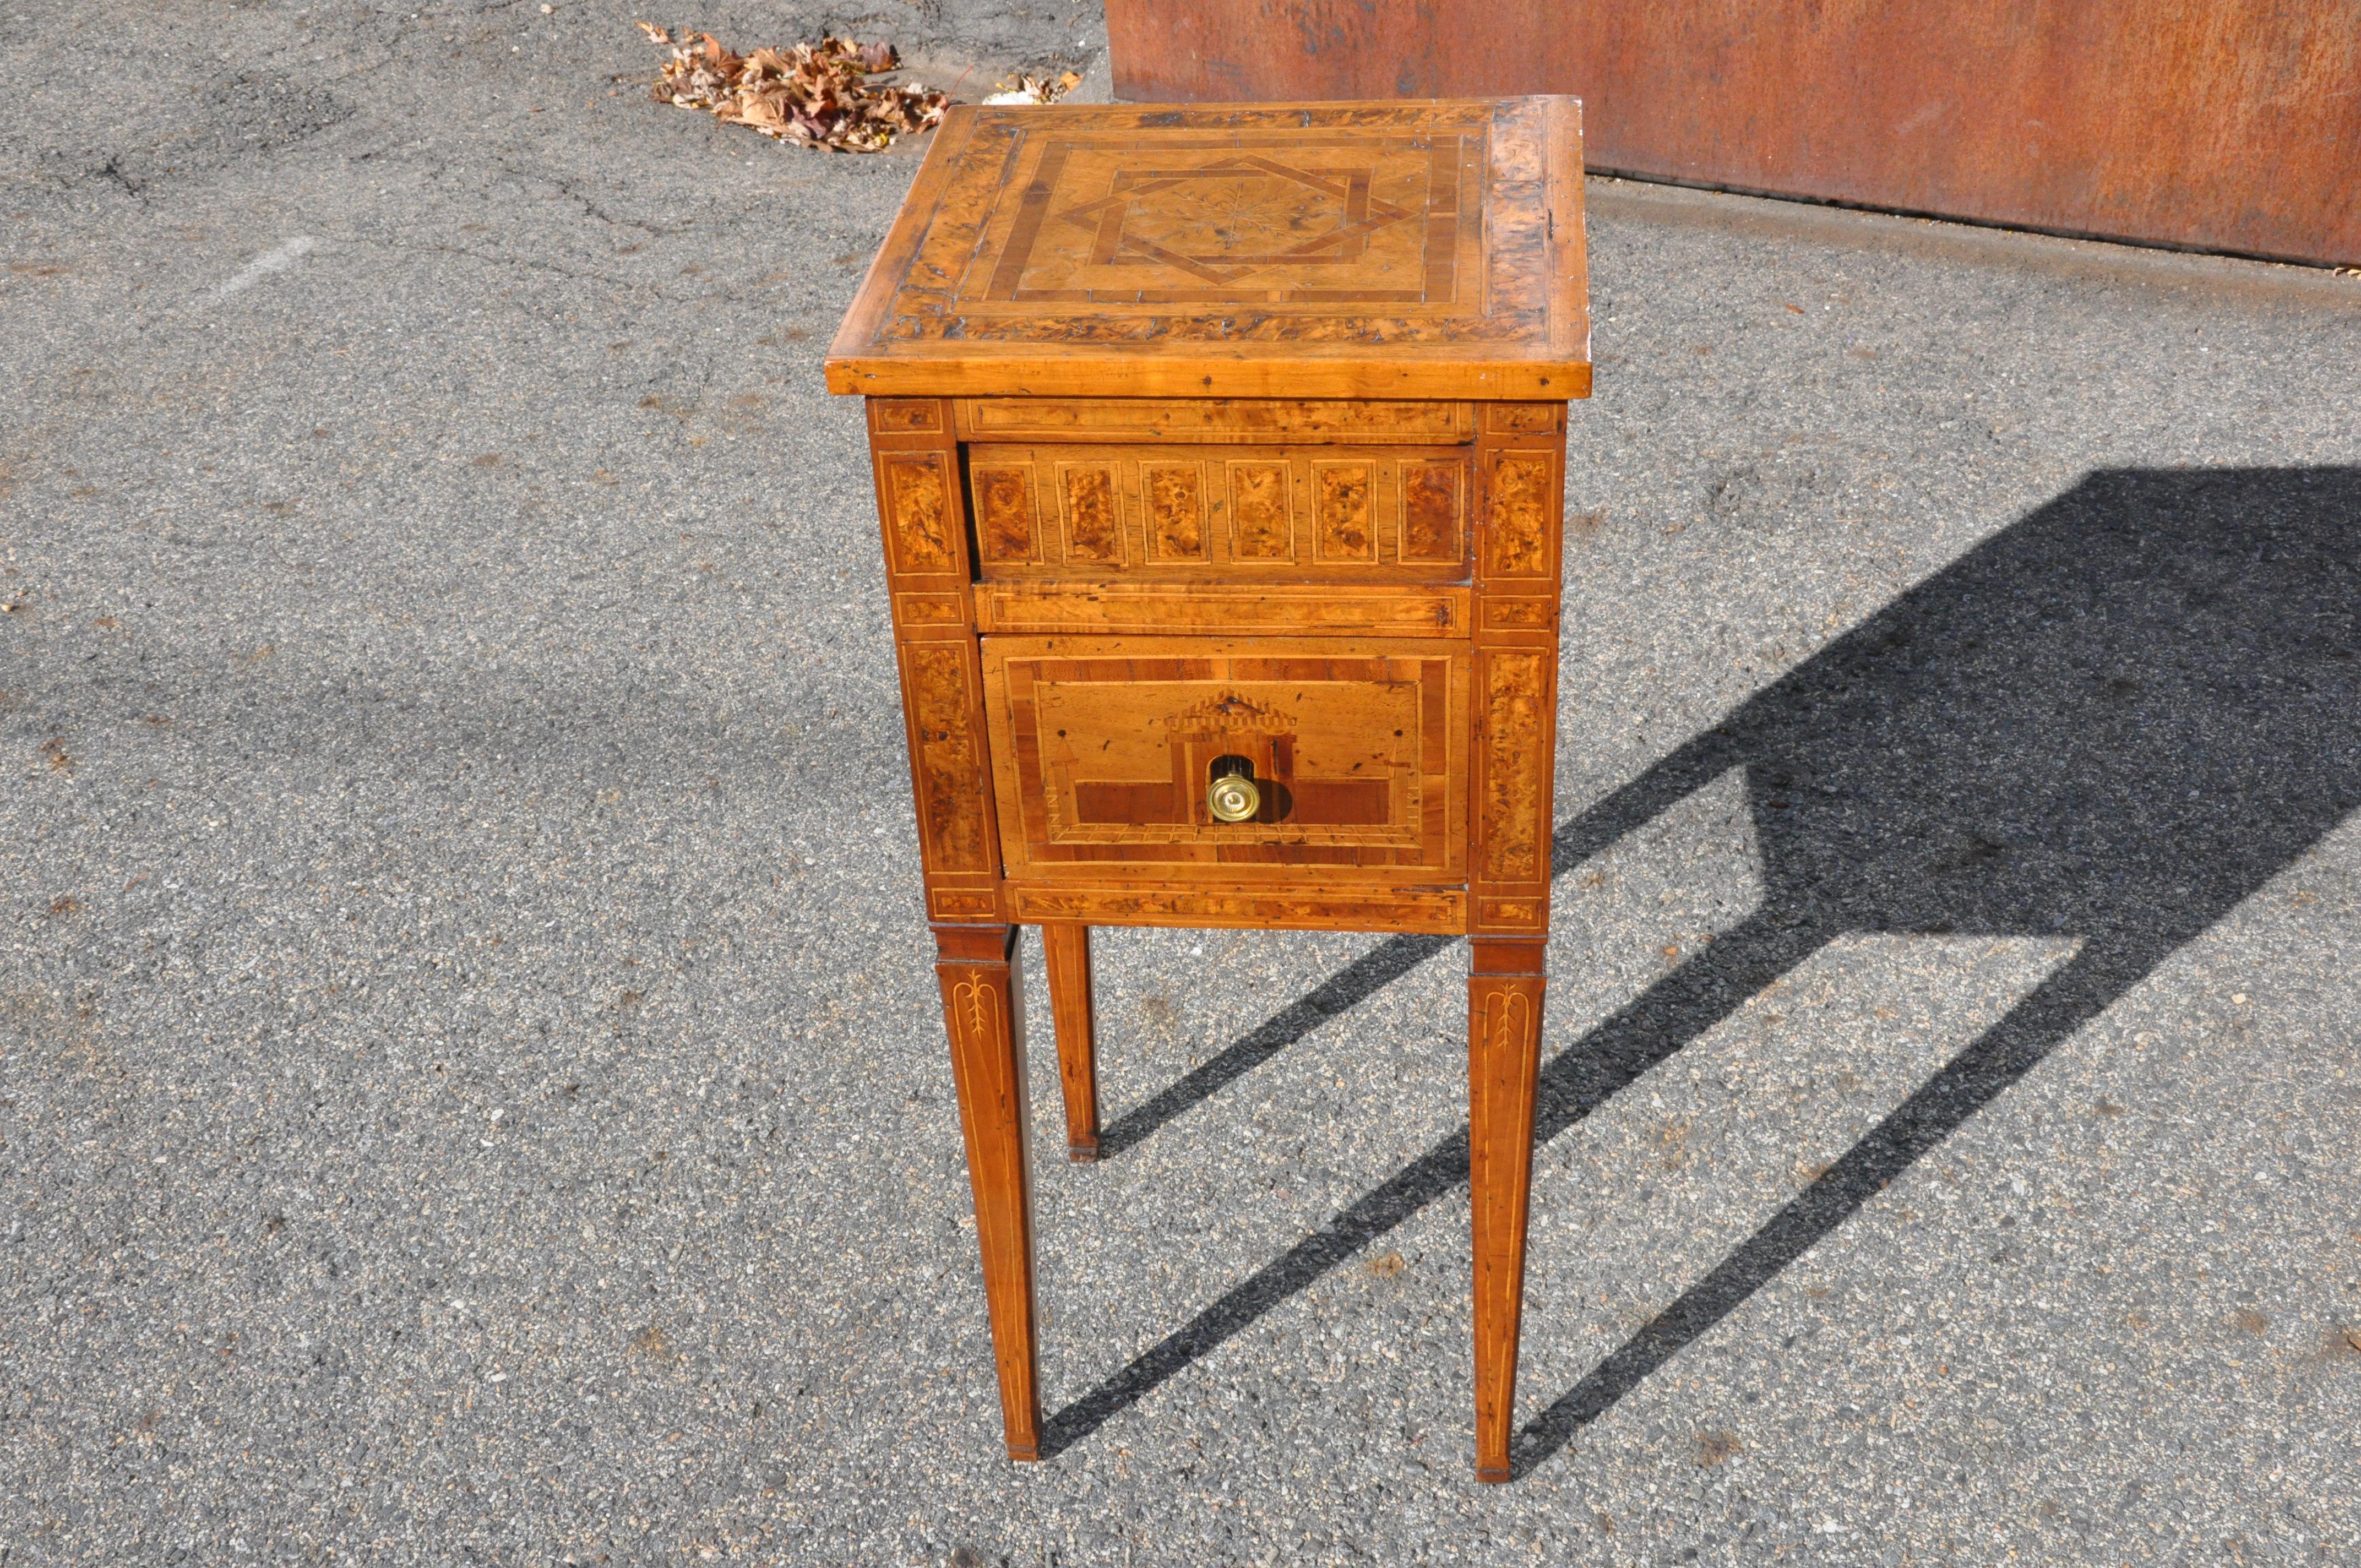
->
[825, 99, 1591, 401]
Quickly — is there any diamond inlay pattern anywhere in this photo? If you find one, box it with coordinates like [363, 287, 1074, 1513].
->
[827, 99, 1589, 399]
[978, 136, 1466, 307]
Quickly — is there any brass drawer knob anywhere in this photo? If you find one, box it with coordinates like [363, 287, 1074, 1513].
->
[1206, 754, 1260, 823]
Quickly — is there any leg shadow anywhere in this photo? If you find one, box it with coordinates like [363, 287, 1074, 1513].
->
[1095, 932, 1457, 1161]
[1508, 935, 2162, 1476]
[1039, 908, 1831, 1457]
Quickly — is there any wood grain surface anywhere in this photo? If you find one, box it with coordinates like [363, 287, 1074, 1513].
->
[1041, 923, 1102, 1161]
[1006, 884, 1467, 932]
[933, 923, 1041, 1460]
[826, 101, 1593, 399]
[973, 582, 1469, 639]
[954, 397, 1475, 445]
[1467, 937, 1545, 1482]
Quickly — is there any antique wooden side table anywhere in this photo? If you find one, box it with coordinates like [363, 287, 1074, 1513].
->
[825, 98, 1590, 1481]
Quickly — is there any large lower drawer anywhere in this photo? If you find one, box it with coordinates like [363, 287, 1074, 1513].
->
[965, 444, 1473, 582]
[980, 636, 1468, 885]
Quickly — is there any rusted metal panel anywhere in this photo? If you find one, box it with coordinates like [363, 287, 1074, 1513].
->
[1105, 0, 2361, 267]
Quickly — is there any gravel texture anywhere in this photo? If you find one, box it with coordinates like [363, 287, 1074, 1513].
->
[4, 3, 2360, 1564]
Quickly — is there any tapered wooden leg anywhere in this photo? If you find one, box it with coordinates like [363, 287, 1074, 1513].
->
[1469, 938, 1544, 1482]
[934, 923, 1041, 1461]
[1041, 922, 1101, 1161]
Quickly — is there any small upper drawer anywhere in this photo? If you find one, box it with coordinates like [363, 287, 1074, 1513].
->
[965, 444, 1472, 582]
[953, 398, 1474, 445]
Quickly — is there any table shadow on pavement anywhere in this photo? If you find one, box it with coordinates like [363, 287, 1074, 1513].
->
[1035, 467, 2361, 1472]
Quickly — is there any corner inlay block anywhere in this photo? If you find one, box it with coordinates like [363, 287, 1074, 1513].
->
[883, 453, 956, 573]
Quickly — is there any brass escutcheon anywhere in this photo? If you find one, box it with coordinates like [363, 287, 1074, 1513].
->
[1206, 754, 1260, 823]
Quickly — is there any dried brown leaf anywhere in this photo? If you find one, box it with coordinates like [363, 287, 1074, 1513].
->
[983, 69, 1082, 105]
[636, 25, 946, 152]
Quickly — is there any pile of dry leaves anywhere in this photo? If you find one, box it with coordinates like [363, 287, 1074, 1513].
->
[636, 23, 948, 152]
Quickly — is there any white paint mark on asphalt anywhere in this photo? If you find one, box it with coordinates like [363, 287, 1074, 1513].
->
[211, 236, 318, 300]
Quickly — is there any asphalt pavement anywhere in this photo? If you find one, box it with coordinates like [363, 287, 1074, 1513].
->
[4, 2, 2359, 1564]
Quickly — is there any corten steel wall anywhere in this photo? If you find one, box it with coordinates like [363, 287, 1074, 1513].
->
[1105, 0, 2361, 268]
